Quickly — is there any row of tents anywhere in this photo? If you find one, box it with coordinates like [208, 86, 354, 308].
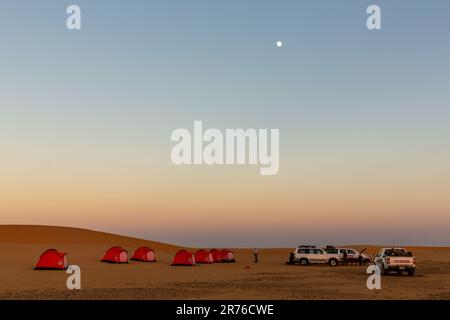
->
[173, 249, 235, 265]
[33, 247, 235, 270]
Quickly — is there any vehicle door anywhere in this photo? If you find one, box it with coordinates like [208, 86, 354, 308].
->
[314, 249, 328, 263]
[347, 249, 358, 262]
[295, 248, 305, 261]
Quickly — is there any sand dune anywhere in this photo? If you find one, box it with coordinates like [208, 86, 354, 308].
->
[0, 225, 180, 250]
[1, 225, 449, 300]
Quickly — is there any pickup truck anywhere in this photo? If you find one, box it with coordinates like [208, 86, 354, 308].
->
[374, 248, 416, 276]
[292, 246, 342, 266]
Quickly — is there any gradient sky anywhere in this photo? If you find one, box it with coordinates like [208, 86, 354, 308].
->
[1, 0, 449, 247]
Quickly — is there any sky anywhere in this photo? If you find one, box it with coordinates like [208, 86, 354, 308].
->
[1, 0, 449, 247]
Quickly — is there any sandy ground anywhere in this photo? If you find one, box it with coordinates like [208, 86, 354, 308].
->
[1, 225, 450, 300]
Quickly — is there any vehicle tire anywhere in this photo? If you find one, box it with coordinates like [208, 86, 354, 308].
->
[299, 258, 309, 266]
[382, 266, 389, 276]
[329, 258, 338, 267]
[397, 269, 402, 276]
[408, 269, 415, 276]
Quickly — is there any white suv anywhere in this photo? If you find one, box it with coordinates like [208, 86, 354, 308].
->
[293, 247, 341, 266]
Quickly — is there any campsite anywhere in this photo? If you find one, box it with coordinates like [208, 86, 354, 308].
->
[1, 225, 450, 300]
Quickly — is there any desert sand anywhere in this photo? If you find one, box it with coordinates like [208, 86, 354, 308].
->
[0, 225, 449, 300]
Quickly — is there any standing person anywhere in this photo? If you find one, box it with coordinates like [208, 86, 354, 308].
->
[358, 253, 363, 266]
[359, 248, 367, 266]
[342, 250, 348, 265]
[253, 248, 258, 263]
[288, 252, 295, 265]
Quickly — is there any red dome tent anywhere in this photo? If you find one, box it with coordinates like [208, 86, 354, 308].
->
[209, 249, 222, 263]
[171, 249, 195, 266]
[101, 246, 128, 263]
[220, 249, 235, 263]
[34, 249, 68, 270]
[194, 249, 213, 264]
[131, 246, 156, 262]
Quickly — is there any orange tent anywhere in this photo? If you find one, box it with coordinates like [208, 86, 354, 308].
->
[209, 249, 222, 263]
[194, 249, 213, 264]
[101, 246, 128, 263]
[131, 246, 156, 262]
[34, 249, 68, 270]
[171, 249, 195, 266]
[220, 249, 235, 263]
